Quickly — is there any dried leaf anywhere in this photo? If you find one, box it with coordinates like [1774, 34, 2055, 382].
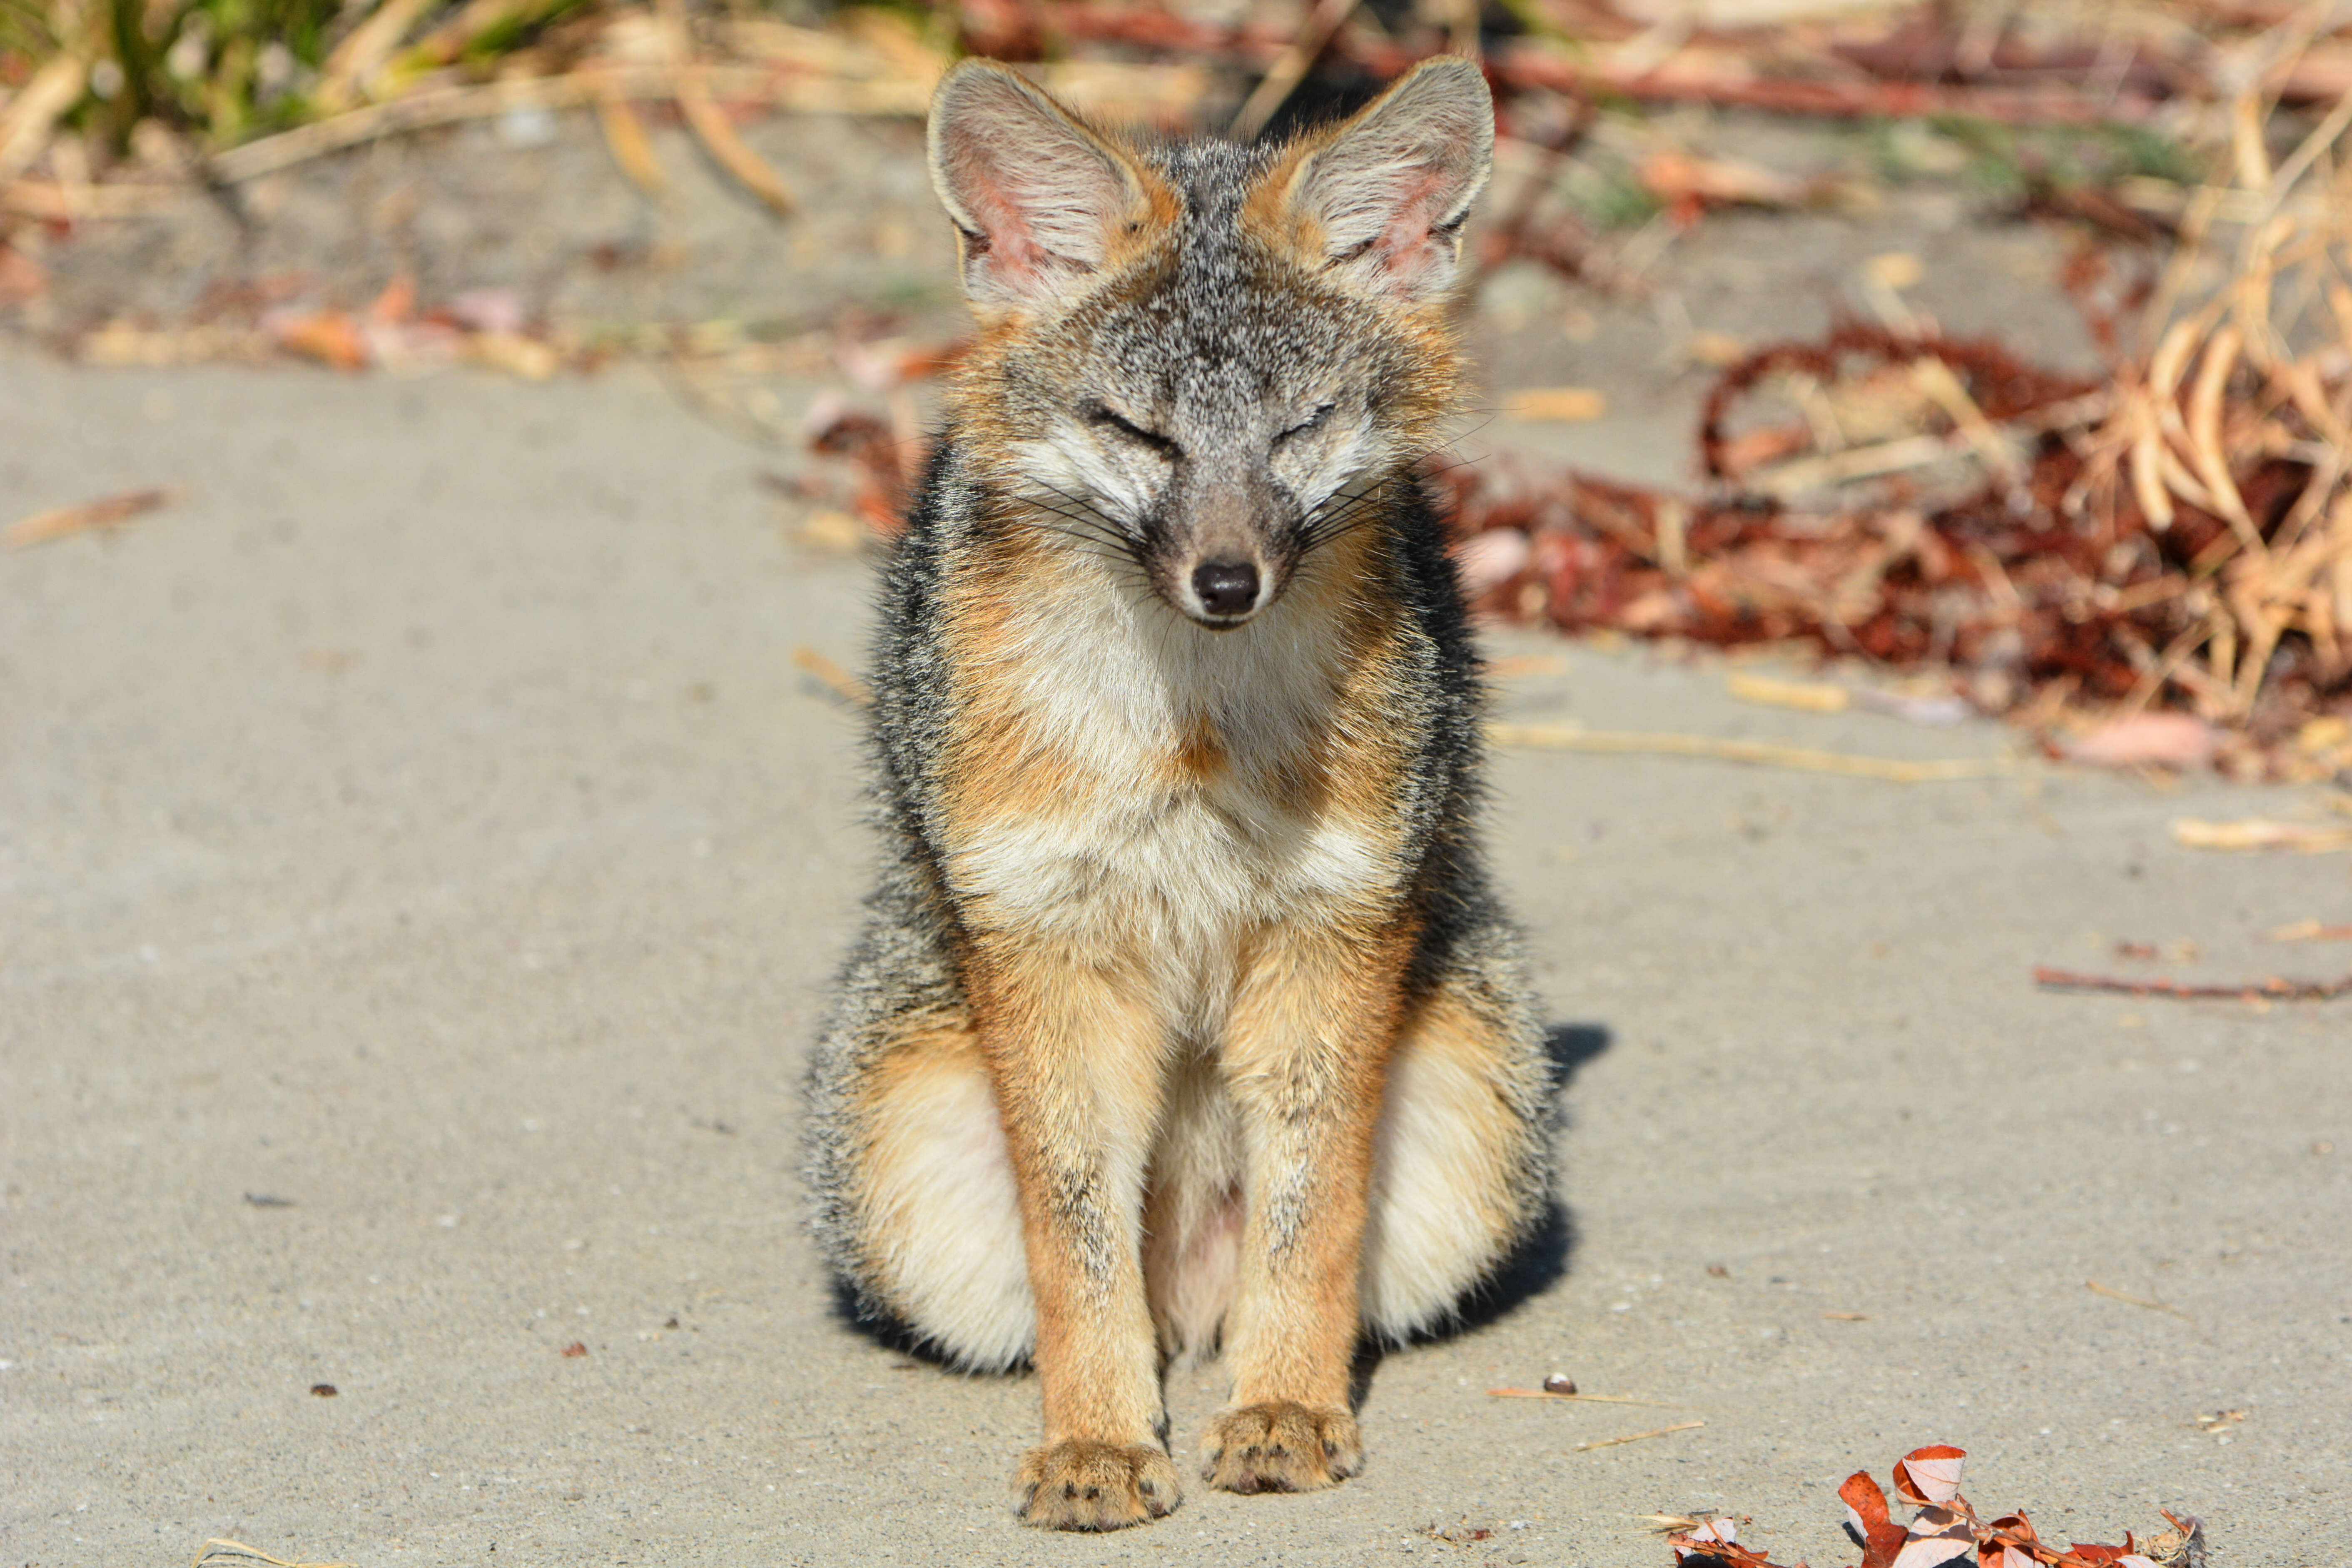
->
[2062, 715, 2218, 770]
[464, 331, 561, 381]
[1840, 1470, 1906, 1568]
[366, 274, 416, 326]
[1639, 149, 1804, 212]
[447, 287, 526, 336]
[1888, 1503, 1973, 1566]
[1457, 529, 1532, 595]
[1865, 252, 1923, 290]
[266, 309, 371, 371]
[1669, 1516, 1779, 1565]
[1890, 1446, 1967, 1506]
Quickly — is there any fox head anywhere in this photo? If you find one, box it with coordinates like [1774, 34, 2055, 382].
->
[927, 57, 1494, 628]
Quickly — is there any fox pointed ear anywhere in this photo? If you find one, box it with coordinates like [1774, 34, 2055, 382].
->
[1263, 56, 1495, 303]
[927, 62, 1164, 310]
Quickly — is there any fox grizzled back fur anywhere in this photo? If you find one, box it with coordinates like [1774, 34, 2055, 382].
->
[804, 56, 1555, 1531]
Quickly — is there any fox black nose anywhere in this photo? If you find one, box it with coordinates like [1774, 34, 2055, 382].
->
[1192, 560, 1261, 618]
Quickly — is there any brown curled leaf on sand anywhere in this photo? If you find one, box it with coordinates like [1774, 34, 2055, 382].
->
[1667, 1446, 2205, 1568]
[4, 487, 176, 551]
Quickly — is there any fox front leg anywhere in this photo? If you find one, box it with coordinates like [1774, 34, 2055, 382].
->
[967, 944, 1182, 1530]
[1204, 917, 1412, 1494]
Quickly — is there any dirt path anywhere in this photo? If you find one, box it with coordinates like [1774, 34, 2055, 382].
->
[3, 349, 2345, 1565]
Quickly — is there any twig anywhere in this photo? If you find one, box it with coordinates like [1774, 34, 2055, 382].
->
[190, 1541, 350, 1568]
[4, 487, 175, 550]
[593, 87, 667, 200]
[1229, 0, 1365, 142]
[2084, 1280, 2196, 1321]
[209, 67, 924, 184]
[2172, 818, 2352, 852]
[1482, 42, 2168, 128]
[0, 50, 87, 183]
[1489, 723, 2009, 783]
[1750, 432, 1967, 497]
[660, 0, 795, 215]
[0, 177, 187, 218]
[2034, 965, 2352, 1001]
[673, 68, 796, 215]
[1480, 100, 1598, 280]
[1485, 1389, 1682, 1406]
[2268, 920, 2352, 942]
[792, 645, 870, 707]
[1569, 1420, 1705, 1453]
[312, 0, 443, 112]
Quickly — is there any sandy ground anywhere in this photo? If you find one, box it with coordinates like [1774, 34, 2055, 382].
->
[3, 340, 2350, 1565]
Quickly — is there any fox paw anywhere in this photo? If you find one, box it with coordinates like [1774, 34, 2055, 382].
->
[1014, 1440, 1180, 1531]
[1201, 1401, 1361, 1494]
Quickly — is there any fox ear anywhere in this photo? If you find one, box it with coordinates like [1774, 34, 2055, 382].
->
[1266, 55, 1494, 303]
[927, 62, 1162, 310]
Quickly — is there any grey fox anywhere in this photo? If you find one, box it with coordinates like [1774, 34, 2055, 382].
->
[804, 55, 1553, 1531]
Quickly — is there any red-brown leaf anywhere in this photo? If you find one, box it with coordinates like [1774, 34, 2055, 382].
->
[1890, 1504, 1976, 1567]
[1892, 1446, 1968, 1506]
[1840, 1471, 1907, 1568]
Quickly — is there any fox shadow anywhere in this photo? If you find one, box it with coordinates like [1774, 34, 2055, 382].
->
[828, 1020, 1612, 1379]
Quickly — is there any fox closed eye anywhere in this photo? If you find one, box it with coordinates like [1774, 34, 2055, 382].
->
[1084, 401, 1180, 459]
[1276, 403, 1338, 446]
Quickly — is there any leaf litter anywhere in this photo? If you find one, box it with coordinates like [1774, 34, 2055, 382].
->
[16, 2, 2352, 778]
[743, 7, 2352, 782]
[1661, 1444, 2205, 1568]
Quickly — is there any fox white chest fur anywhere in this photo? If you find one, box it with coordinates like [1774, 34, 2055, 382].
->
[934, 531, 1408, 1023]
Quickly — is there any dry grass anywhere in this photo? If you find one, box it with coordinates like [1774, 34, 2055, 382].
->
[2073, 55, 2352, 728]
